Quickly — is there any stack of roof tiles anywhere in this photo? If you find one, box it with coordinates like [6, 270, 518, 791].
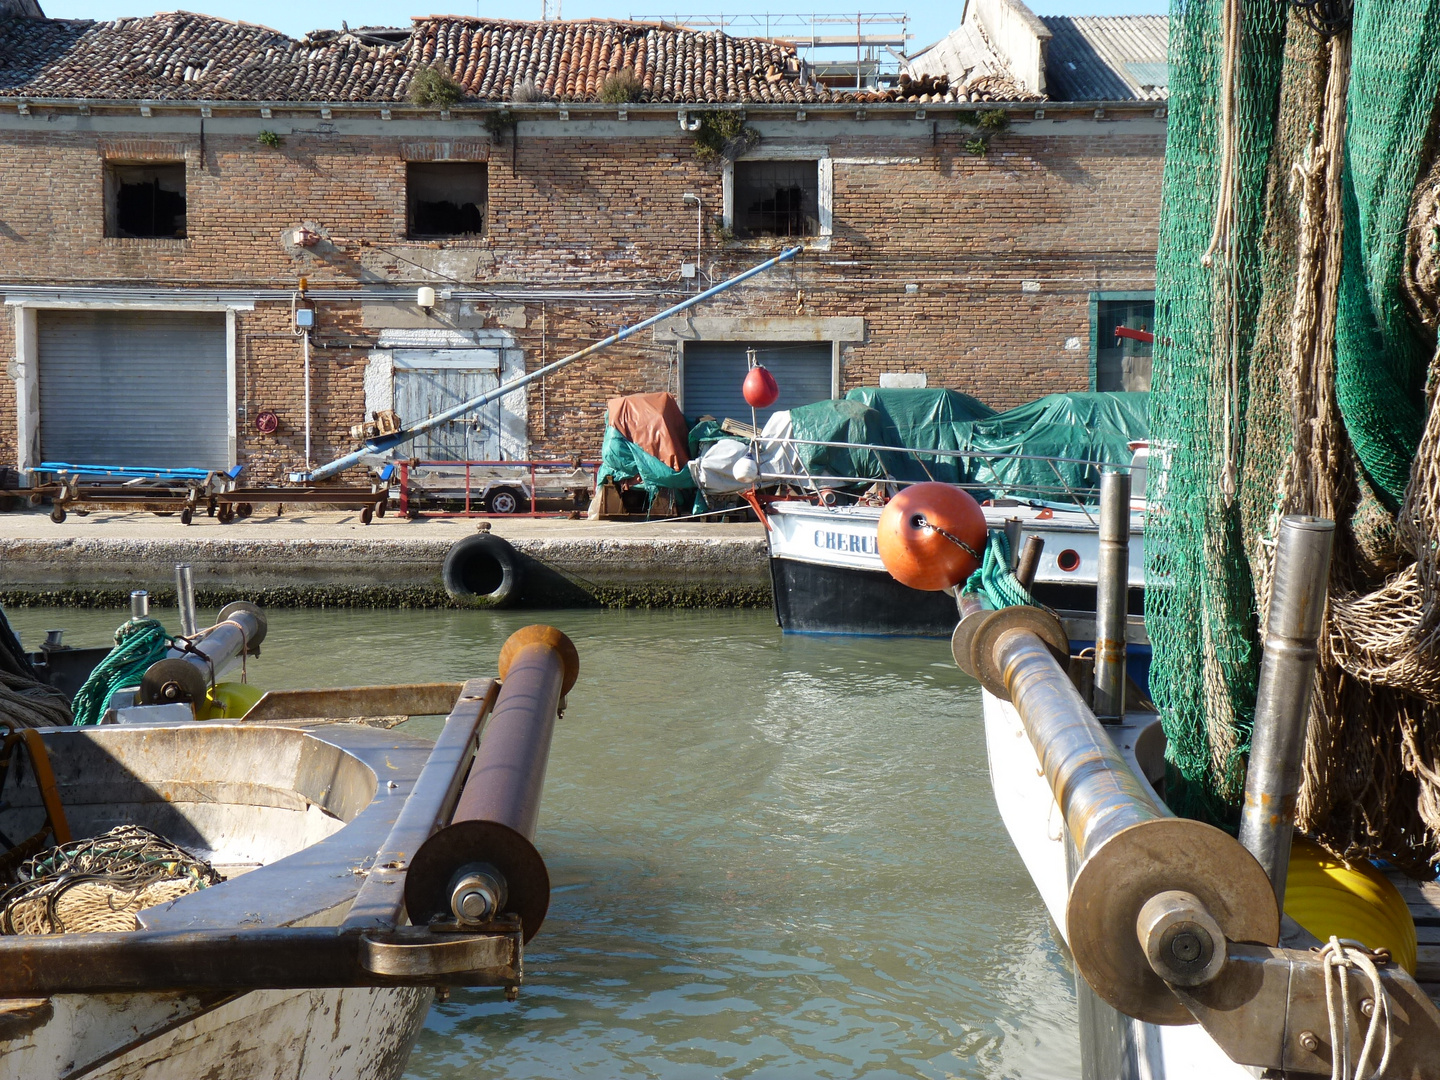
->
[0, 11, 1040, 104]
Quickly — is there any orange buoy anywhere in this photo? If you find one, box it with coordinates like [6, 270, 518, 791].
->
[878, 483, 987, 591]
[742, 365, 780, 408]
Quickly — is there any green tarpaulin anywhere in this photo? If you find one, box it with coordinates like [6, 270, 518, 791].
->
[597, 425, 702, 511]
[959, 392, 1149, 502]
[785, 398, 890, 482]
[843, 387, 995, 484]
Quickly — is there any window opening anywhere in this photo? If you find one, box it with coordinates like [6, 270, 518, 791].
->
[407, 162, 487, 238]
[734, 160, 819, 238]
[1094, 297, 1154, 392]
[107, 162, 187, 239]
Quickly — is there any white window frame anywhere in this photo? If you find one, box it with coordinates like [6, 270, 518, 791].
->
[722, 146, 832, 244]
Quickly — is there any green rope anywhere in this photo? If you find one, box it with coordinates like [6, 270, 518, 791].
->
[960, 530, 1039, 610]
[70, 618, 172, 727]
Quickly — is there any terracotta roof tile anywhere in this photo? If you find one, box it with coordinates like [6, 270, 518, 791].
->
[0, 11, 1039, 104]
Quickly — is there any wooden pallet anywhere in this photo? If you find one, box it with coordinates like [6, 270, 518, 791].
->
[1388, 871, 1440, 1005]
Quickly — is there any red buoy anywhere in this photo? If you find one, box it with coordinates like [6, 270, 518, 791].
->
[742, 365, 780, 409]
[877, 483, 987, 591]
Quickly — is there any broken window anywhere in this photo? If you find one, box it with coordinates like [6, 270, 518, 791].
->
[407, 162, 487, 238]
[106, 162, 187, 239]
[733, 160, 819, 238]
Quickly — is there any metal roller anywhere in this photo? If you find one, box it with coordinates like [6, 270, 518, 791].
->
[404, 624, 579, 943]
[952, 603, 1278, 1025]
[139, 601, 267, 707]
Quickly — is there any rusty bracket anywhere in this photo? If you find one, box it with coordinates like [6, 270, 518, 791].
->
[1170, 942, 1440, 1077]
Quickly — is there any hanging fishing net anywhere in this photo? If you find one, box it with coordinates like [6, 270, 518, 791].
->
[1148, 0, 1440, 872]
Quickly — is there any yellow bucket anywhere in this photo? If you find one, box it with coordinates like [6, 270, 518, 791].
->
[198, 681, 266, 722]
[1284, 837, 1417, 975]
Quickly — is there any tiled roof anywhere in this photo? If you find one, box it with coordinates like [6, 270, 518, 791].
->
[1040, 16, 1169, 102]
[0, 11, 1041, 105]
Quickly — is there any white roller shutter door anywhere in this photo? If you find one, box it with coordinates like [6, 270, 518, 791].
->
[37, 310, 229, 470]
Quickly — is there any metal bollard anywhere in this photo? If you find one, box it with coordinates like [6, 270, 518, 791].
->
[1092, 469, 1130, 722]
[1237, 515, 1334, 907]
[130, 590, 150, 620]
[1014, 534, 1044, 592]
[175, 564, 198, 638]
[404, 625, 579, 943]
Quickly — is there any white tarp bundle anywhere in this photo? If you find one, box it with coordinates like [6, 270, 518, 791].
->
[690, 411, 814, 493]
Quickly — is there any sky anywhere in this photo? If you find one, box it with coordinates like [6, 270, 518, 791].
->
[37, 0, 1168, 58]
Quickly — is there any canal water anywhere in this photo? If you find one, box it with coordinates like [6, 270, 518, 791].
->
[7, 606, 1080, 1079]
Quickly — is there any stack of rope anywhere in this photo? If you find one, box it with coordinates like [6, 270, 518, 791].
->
[0, 605, 71, 729]
[69, 618, 172, 727]
[0, 825, 224, 935]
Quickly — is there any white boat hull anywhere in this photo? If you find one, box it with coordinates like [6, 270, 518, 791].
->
[980, 690, 1248, 1080]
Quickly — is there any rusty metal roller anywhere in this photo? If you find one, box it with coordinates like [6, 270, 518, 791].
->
[404, 625, 579, 943]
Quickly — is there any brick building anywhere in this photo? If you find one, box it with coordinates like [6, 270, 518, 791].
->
[0, 0, 1167, 483]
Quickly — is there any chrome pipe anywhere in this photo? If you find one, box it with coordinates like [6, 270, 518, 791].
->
[1092, 469, 1130, 722]
[175, 564, 198, 638]
[954, 605, 1281, 1025]
[1238, 514, 1334, 907]
[130, 590, 150, 620]
[140, 602, 268, 706]
[992, 622, 1165, 858]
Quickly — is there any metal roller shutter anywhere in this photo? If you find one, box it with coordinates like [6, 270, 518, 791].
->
[37, 310, 229, 470]
[682, 341, 833, 425]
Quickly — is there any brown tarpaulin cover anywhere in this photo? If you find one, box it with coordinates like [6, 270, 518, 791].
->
[606, 392, 691, 469]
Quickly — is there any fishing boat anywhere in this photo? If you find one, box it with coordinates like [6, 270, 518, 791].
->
[0, 598, 578, 1080]
[869, 0, 1440, 1067]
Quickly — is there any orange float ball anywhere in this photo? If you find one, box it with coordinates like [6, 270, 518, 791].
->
[877, 483, 988, 591]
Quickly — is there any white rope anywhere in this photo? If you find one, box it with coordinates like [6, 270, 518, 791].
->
[1319, 936, 1394, 1080]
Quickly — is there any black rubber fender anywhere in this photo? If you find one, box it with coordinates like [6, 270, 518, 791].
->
[442, 533, 524, 607]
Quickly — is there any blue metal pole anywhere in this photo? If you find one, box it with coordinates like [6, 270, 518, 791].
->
[291, 247, 802, 483]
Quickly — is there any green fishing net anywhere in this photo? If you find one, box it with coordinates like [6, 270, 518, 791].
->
[1148, 0, 1440, 868]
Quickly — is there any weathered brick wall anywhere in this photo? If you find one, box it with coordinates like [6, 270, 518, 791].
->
[0, 119, 1163, 480]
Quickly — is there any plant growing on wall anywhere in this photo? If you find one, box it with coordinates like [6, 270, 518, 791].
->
[956, 108, 1009, 157]
[483, 109, 517, 139]
[598, 69, 643, 104]
[693, 111, 759, 163]
[409, 64, 464, 108]
[257, 129, 282, 148]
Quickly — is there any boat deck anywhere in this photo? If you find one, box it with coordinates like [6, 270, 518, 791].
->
[1389, 870, 1440, 1005]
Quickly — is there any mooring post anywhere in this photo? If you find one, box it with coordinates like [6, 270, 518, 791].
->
[1237, 514, 1335, 907]
[1092, 469, 1131, 722]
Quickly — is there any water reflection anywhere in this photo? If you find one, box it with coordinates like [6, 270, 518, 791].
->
[6, 606, 1079, 1079]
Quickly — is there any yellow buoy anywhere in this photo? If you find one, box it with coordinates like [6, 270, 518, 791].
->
[1284, 837, 1417, 975]
[199, 681, 266, 721]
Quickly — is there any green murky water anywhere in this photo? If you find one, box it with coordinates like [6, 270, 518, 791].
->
[6, 606, 1079, 1079]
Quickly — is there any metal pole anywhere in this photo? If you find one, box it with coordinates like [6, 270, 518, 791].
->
[174, 564, 197, 638]
[1238, 514, 1334, 907]
[1015, 534, 1044, 592]
[130, 590, 150, 620]
[1092, 469, 1131, 722]
[303, 329, 312, 470]
[292, 247, 803, 482]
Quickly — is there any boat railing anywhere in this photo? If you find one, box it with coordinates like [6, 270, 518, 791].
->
[733, 433, 1144, 515]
